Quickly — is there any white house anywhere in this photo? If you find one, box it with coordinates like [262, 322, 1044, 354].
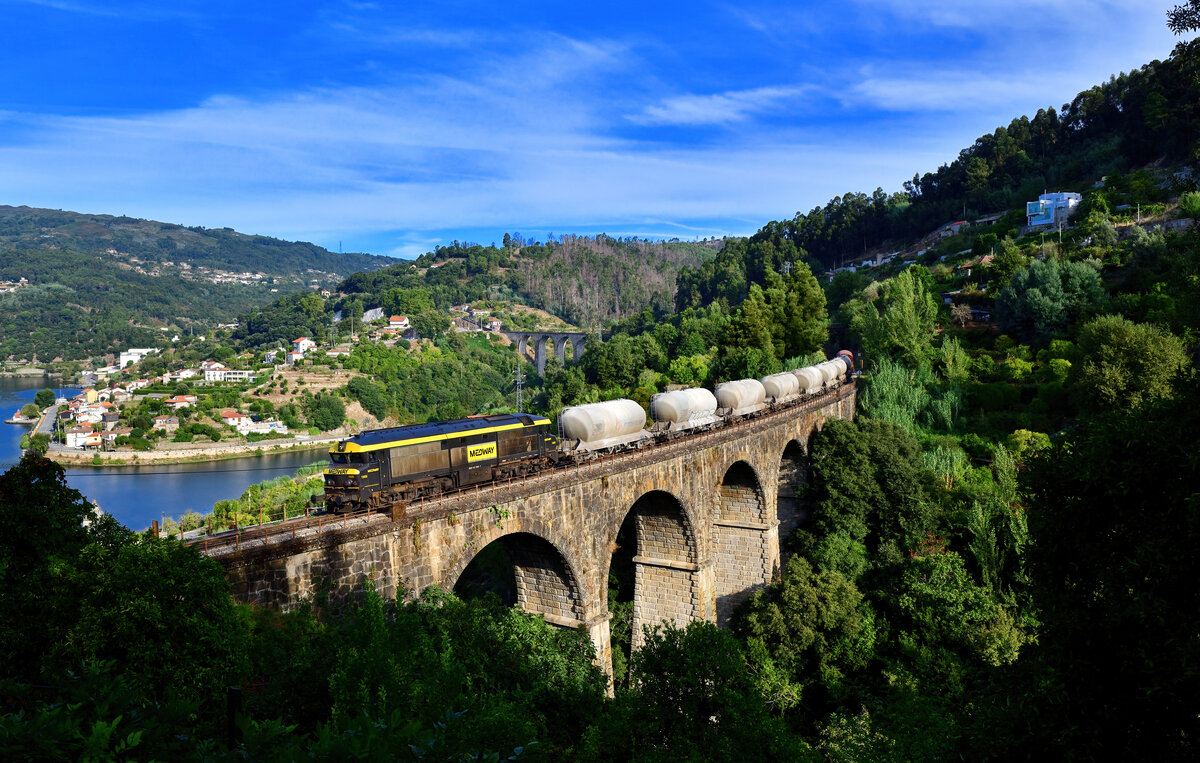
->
[119, 348, 159, 368]
[236, 418, 289, 436]
[292, 337, 317, 354]
[220, 410, 249, 428]
[205, 367, 256, 382]
[1026, 192, 1082, 227]
[165, 395, 197, 410]
[65, 426, 96, 449]
[388, 316, 410, 330]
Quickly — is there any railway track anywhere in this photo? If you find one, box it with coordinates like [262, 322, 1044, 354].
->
[188, 383, 854, 559]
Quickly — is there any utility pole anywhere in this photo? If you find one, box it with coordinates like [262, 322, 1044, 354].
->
[513, 365, 525, 413]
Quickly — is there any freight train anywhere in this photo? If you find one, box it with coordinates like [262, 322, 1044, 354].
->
[324, 351, 855, 512]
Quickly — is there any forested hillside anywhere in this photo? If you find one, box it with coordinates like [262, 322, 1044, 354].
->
[757, 37, 1200, 269]
[0, 206, 392, 361]
[236, 235, 717, 349]
[354, 234, 717, 325]
[0, 206, 390, 276]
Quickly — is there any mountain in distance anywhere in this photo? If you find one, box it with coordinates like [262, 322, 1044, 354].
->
[0, 205, 394, 363]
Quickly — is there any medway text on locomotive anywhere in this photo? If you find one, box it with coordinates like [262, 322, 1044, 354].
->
[323, 352, 855, 513]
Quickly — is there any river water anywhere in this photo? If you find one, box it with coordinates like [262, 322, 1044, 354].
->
[0, 376, 327, 530]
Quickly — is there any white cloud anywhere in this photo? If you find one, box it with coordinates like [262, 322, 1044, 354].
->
[851, 0, 1165, 29]
[849, 70, 1063, 112]
[630, 86, 810, 126]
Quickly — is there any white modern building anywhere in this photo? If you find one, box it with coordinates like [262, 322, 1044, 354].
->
[1026, 192, 1082, 227]
[119, 348, 159, 368]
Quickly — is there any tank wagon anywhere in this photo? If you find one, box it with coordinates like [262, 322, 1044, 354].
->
[558, 398, 650, 452]
[649, 388, 721, 435]
[325, 352, 857, 512]
[715, 378, 767, 417]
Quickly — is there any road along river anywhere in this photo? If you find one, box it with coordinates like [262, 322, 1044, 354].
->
[0, 376, 327, 530]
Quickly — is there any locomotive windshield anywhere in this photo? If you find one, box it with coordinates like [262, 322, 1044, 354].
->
[331, 453, 348, 464]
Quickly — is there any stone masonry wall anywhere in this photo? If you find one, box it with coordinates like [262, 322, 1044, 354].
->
[511, 536, 585, 625]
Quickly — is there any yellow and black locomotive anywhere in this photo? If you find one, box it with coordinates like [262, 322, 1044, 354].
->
[324, 413, 558, 511]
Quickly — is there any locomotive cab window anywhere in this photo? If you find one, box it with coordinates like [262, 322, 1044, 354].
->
[331, 454, 348, 464]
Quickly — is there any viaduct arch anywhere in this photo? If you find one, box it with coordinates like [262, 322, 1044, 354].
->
[503, 331, 589, 376]
[213, 383, 855, 682]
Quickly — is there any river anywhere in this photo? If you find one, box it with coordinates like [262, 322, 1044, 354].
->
[0, 376, 327, 530]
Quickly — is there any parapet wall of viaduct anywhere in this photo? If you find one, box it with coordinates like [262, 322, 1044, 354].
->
[217, 383, 856, 679]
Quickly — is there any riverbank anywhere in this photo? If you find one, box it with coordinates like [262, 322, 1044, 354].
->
[45, 436, 340, 467]
[0, 366, 63, 378]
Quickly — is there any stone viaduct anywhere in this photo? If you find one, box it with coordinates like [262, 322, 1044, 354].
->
[210, 383, 856, 679]
[503, 331, 589, 376]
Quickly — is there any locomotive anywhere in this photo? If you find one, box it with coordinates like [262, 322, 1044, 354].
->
[324, 351, 855, 512]
[323, 412, 558, 510]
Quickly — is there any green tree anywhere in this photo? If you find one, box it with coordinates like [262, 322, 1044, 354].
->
[347, 376, 390, 420]
[34, 388, 56, 408]
[715, 284, 781, 380]
[779, 263, 829, 358]
[1071, 315, 1190, 413]
[65, 535, 250, 701]
[985, 238, 1028, 296]
[1167, 0, 1200, 33]
[411, 309, 450, 340]
[995, 258, 1105, 342]
[852, 268, 938, 367]
[0, 455, 104, 684]
[734, 556, 876, 692]
[583, 621, 803, 761]
[1179, 189, 1200, 219]
[894, 550, 1028, 667]
[305, 393, 346, 431]
[796, 418, 934, 579]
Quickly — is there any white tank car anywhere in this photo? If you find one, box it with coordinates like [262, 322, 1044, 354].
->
[793, 365, 824, 395]
[760, 372, 800, 403]
[715, 378, 767, 416]
[650, 388, 720, 431]
[816, 360, 842, 387]
[558, 399, 649, 451]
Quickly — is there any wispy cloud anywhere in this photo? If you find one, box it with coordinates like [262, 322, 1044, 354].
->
[9, 0, 120, 15]
[630, 86, 810, 126]
[849, 70, 1062, 112]
[851, 0, 1140, 29]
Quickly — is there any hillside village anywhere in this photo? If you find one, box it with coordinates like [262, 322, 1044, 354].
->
[37, 301, 540, 457]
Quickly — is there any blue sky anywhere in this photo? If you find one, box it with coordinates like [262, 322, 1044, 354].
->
[0, 1, 1185, 258]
